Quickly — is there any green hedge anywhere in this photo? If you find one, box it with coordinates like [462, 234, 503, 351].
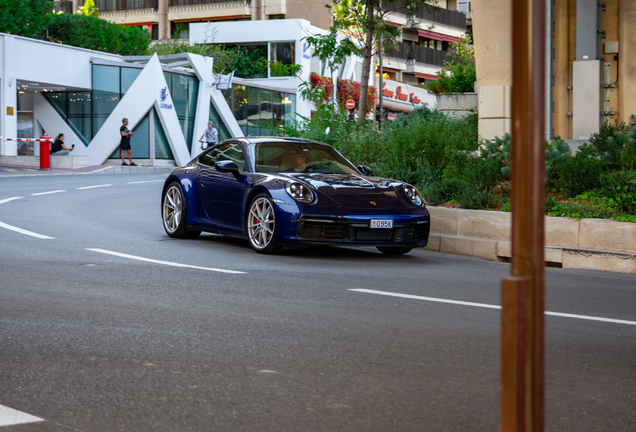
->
[0, 1, 150, 55]
[45, 14, 150, 55]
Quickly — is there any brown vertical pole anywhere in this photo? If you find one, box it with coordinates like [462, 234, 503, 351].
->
[502, 0, 546, 430]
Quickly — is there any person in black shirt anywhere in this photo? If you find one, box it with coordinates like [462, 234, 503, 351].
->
[120, 118, 136, 166]
[51, 133, 73, 155]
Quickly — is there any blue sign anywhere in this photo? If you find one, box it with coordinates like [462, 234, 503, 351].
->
[160, 86, 173, 109]
[303, 42, 311, 59]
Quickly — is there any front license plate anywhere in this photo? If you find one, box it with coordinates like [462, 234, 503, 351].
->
[370, 219, 393, 229]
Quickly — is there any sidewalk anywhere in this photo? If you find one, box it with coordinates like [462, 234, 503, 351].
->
[0, 162, 175, 177]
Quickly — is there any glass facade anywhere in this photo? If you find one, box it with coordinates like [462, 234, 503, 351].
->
[224, 84, 296, 137]
[41, 61, 298, 160]
[164, 72, 199, 152]
[155, 108, 174, 160]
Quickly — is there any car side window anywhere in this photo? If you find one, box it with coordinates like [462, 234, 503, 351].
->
[215, 143, 246, 171]
[198, 146, 221, 167]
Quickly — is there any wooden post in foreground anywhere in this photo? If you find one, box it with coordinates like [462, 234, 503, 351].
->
[501, 0, 546, 431]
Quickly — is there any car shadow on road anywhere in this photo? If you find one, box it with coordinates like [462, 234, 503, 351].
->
[185, 233, 430, 262]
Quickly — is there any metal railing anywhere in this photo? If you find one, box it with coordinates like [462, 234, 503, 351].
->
[94, 0, 159, 12]
[414, 5, 466, 29]
[384, 42, 449, 67]
[169, 0, 251, 5]
[386, 2, 467, 29]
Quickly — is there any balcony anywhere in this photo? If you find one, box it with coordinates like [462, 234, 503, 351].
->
[170, 0, 251, 4]
[384, 42, 449, 68]
[95, 0, 159, 13]
[414, 5, 466, 29]
[386, 2, 466, 30]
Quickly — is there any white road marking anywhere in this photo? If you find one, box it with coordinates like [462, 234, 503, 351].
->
[0, 197, 22, 205]
[349, 289, 636, 327]
[31, 190, 66, 196]
[0, 404, 44, 427]
[127, 180, 165, 184]
[76, 184, 112, 190]
[86, 248, 245, 274]
[0, 221, 55, 239]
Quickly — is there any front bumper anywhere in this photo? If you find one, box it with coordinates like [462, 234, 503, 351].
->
[277, 214, 430, 247]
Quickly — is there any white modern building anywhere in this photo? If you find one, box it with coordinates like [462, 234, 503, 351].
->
[190, 19, 436, 120]
[0, 19, 438, 168]
[1, 29, 306, 167]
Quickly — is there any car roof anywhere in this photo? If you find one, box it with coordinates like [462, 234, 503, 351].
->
[237, 136, 331, 146]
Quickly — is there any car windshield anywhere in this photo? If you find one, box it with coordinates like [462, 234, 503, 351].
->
[252, 142, 359, 174]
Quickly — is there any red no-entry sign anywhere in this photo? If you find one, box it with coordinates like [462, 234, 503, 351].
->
[345, 99, 356, 110]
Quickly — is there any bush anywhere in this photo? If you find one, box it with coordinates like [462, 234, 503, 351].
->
[551, 150, 608, 197]
[599, 170, 636, 213]
[45, 13, 150, 55]
[0, 0, 50, 39]
[546, 192, 624, 220]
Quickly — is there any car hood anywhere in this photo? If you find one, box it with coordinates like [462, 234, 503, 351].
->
[286, 173, 407, 209]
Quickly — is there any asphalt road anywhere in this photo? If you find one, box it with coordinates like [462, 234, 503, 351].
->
[1, 172, 634, 431]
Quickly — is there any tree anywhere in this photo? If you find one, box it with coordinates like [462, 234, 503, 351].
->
[78, 0, 99, 17]
[332, 0, 432, 120]
[303, 29, 359, 107]
[426, 36, 476, 95]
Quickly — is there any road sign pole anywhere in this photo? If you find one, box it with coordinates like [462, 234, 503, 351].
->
[502, 0, 546, 431]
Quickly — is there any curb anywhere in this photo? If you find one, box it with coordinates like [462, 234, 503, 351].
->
[0, 164, 175, 177]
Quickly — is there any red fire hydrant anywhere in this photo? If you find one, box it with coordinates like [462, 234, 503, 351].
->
[39, 136, 51, 169]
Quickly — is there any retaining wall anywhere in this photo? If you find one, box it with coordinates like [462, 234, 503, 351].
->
[424, 206, 636, 274]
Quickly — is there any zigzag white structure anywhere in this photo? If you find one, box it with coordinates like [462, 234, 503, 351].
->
[1, 33, 243, 166]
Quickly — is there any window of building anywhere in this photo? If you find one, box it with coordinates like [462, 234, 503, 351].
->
[154, 108, 174, 159]
[171, 22, 190, 39]
[164, 72, 199, 151]
[271, 42, 295, 77]
[224, 84, 295, 136]
[209, 101, 232, 143]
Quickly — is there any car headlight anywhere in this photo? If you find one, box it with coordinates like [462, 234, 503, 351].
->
[285, 181, 314, 204]
[403, 184, 423, 206]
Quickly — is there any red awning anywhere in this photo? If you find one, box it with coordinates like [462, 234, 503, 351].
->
[415, 73, 438, 80]
[417, 30, 458, 43]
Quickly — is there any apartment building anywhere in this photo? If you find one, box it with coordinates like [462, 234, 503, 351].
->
[382, 0, 468, 86]
[55, 0, 333, 40]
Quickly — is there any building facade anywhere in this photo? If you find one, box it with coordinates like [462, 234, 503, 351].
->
[382, 0, 468, 86]
[472, 0, 636, 142]
[0, 32, 302, 167]
[57, 0, 334, 40]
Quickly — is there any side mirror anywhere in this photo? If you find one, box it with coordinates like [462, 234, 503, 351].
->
[215, 160, 240, 178]
[358, 165, 373, 176]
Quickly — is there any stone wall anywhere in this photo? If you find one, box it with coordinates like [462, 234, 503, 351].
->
[424, 206, 636, 274]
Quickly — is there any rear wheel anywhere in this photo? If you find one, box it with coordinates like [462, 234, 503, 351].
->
[162, 182, 201, 239]
[376, 246, 413, 255]
[247, 194, 283, 254]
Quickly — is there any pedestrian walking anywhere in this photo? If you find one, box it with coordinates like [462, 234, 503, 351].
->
[199, 122, 218, 150]
[51, 133, 74, 155]
[120, 118, 136, 166]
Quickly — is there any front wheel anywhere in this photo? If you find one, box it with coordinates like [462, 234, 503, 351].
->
[376, 246, 413, 255]
[247, 194, 283, 254]
[162, 182, 201, 239]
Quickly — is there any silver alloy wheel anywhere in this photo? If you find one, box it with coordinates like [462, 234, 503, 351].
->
[163, 185, 183, 234]
[248, 197, 275, 250]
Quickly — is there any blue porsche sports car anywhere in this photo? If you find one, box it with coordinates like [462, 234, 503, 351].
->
[161, 137, 430, 254]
